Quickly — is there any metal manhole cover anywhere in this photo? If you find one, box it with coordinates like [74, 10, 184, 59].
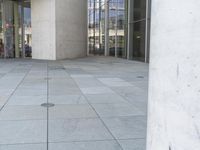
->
[49, 67, 65, 70]
[137, 76, 144, 79]
[41, 103, 55, 108]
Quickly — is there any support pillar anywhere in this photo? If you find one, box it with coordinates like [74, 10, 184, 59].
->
[104, 0, 109, 56]
[147, 0, 200, 150]
[31, 0, 87, 60]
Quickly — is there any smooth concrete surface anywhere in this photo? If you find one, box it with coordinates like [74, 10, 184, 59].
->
[147, 0, 200, 150]
[31, 0, 56, 60]
[56, 0, 87, 59]
[0, 57, 148, 150]
[31, 0, 87, 60]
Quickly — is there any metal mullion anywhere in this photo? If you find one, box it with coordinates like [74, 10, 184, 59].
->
[104, 0, 109, 56]
[115, 0, 118, 57]
[145, 0, 150, 63]
[93, 0, 96, 54]
[21, 0, 25, 58]
[99, 0, 101, 54]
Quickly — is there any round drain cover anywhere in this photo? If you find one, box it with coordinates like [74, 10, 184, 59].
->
[41, 103, 55, 108]
[137, 76, 144, 79]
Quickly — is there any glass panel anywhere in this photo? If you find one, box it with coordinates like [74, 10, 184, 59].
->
[4, 0, 14, 58]
[132, 0, 146, 21]
[88, 0, 105, 55]
[23, 0, 32, 57]
[109, 0, 117, 56]
[88, 0, 95, 54]
[116, 0, 126, 58]
[88, 0, 127, 58]
[129, 0, 148, 62]
[0, 0, 31, 59]
[132, 20, 146, 61]
[0, 1, 3, 58]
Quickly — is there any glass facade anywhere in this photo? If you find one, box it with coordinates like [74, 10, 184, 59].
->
[128, 0, 150, 62]
[108, 0, 127, 58]
[0, 0, 31, 58]
[88, 0, 150, 62]
[88, 0, 127, 58]
[88, 0, 106, 55]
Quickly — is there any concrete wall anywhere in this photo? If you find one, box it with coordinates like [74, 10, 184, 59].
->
[147, 0, 200, 150]
[31, 0, 56, 60]
[31, 0, 87, 60]
[55, 0, 87, 59]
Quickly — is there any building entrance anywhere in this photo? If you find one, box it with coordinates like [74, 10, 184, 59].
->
[0, 0, 31, 58]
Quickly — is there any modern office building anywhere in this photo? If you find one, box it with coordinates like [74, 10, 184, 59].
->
[0, 0, 150, 62]
[0, 0, 199, 150]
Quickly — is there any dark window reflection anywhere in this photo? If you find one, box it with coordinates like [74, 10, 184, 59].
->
[129, 0, 148, 62]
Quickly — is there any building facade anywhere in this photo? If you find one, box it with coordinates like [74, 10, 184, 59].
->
[88, 0, 151, 62]
[0, 0, 151, 62]
[0, 1, 199, 150]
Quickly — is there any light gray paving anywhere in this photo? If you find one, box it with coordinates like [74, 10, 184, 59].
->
[49, 118, 114, 142]
[49, 141, 122, 150]
[0, 144, 46, 150]
[119, 139, 146, 150]
[0, 57, 148, 150]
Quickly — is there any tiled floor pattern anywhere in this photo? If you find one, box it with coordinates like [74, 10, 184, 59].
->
[0, 57, 148, 150]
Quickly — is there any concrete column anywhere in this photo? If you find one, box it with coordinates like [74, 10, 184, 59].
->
[31, 0, 87, 60]
[55, 0, 87, 59]
[147, 0, 200, 150]
[31, 0, 56, 60]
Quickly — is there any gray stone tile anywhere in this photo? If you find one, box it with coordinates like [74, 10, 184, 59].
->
[92, 103, 145, 117]
[49, 104, 97, 119]
[98, 78, 133, 87]
[49, 95, 88, 105]
[49, 118, 113, 142]
[85, 94, 127, 104]
[0, 57, 149, 149]
[124, 95, 148, 114]
[81, 87, 115, 95]
[71, 74, 93, 78]
[65, 68, 87, 75]
[13, 89, 46, 96]
[118, 139, 146, 150]
[102, 116, 147, 139]
[0, 120, 47, 144]
[0, 95, 9, 106]
[7, 95, 47, 106]
[73, 77, 104, 88]
[49, 87, 81, 95]
[0, 144, 47, 150]
[49, 141, 122, 150]
[0, 106, 47, 120]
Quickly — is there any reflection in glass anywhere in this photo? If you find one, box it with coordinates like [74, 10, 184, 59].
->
[109, 0, 127, 58]
[129, 0, 149, 62]
[88, 0, 105, 55]
[132, 20, 146, 61]
[0, 1, 3, 58]
[88, 0, 127, 58]
[0, 0, 31, 58]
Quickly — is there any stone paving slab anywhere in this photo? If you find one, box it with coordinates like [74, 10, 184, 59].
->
[0, 57, 148, 150]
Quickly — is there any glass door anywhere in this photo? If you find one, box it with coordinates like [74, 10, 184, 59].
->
[128, 0, 150, 62]
[3, 0, 15, 58]
[0, 0, 3, 58]
[0, 0, 31, 59]
[23, 0, 31, 57]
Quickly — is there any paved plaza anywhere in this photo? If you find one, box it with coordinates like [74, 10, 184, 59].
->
[0, 57, 148, 150]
